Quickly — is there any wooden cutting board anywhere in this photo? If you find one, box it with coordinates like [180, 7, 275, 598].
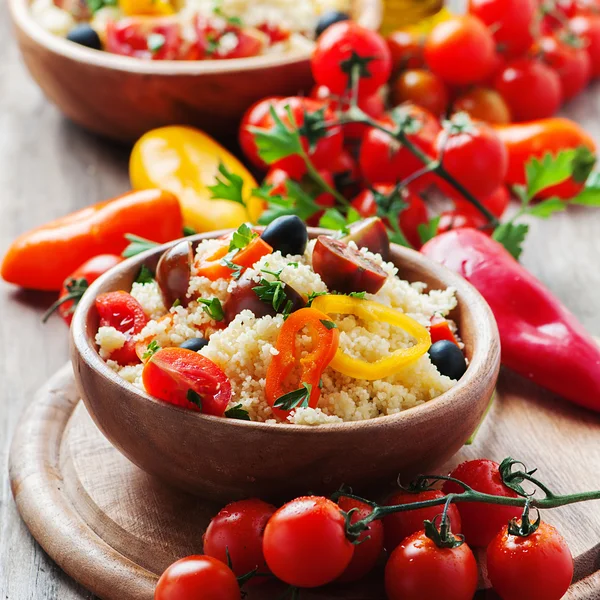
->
[8, 363, 600, 600]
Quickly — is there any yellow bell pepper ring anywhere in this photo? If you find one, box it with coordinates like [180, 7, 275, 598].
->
[130, 126, 264, 233]
[119, 0, 174, 17]
[311, 295, 432, 380]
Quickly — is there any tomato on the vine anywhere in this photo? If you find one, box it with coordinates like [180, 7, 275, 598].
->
[453, 185, 510, 219]
[155, 555, 240, 600]
[494, 59, 562, 122]
[424, 15, 497, 85]
[487, 521, 574, 600]
[239, 96, 282, 170]
[387, 29, 425, 72]
[203, 498, 276, 579]
[391, 69, 449, 116]
[443, 460, 522, 547]
[452, 88, 511, 125]
[385, 530, 478, 600]
[262, 496, 354, 587]
[382, 490, 462, 553]
[312, 21, 392, 98]
[569, 14, 600, 77]
[336, 496, 384, 582]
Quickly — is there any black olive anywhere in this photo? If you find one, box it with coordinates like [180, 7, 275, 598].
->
[179, 337, 209, 352]
[428, 340, 467, 380]
[260, 216, 308, 257]
[66, 24, 102, 50]
[315, 10, 350, 37]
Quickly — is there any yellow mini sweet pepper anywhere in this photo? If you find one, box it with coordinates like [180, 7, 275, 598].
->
[311, 295, 431, 380]
[130, 126, 264, 233]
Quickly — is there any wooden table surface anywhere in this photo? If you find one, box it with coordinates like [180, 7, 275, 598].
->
[2, 0, 600, 598]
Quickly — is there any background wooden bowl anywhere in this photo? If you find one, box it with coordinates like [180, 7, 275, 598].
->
[8, 0, 382, 143]
[71, 229, 500, 502]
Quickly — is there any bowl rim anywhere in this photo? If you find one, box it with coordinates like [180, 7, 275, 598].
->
[9, 0, 382, 75]
[71, 228, 500, 434]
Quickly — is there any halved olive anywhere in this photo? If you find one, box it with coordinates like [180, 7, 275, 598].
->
[156, 240, 193, 309]
[340, 217, 390, 261]
[312, 236, 388, 294]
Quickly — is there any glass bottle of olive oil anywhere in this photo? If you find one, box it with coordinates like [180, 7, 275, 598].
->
[380, 0, 446, 35]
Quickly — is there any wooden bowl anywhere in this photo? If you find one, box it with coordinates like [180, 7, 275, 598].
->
[8, 0, 382, 143]
[71, 229, 500, 502]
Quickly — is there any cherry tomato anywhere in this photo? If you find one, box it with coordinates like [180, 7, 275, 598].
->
[307, 170, 336, 226]
[105, 17, 182, 60]
[539, 34, 592, 100]
[569, 15, 600, 77]
[336, 496, 384, 582]
[203, 499, 276, 579]
[142, 347, 232, 416]
[541, 0, 578, 32]
[452, 88, 511, 125]
[263, 167, 290, 196]
[359, 105, 441, 192]
[382, 490, 462, 553]
[494, 59, 562, 122]
[424, 15, 497, 86]
[239, 97, 283, 170]
[437, 210, 490, 235]
[312, 21, 392, 98]
[385, 530, 478, 600]
[437, 120, 508, 200]
[487, 521, 574, 600]
[443, 459, 522, 547]
[350, 184, 428, 249]
[469, 0, 538, 58]
[392, 69, 449, 116]
[96, 291, 148, 365]
[387, 29, 425, 72]
[155, 555, 240, 600]
[454, 185, 511, 219]
[263, 496, 354, 587]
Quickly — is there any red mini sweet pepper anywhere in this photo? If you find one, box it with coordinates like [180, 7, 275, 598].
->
[421, 228, 600, 412]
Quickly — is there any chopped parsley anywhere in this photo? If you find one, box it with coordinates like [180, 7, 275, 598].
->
[198, 298, 225, 321]
[274, 383, 312, 411]
[224, 404, 251, 421]
[142, 340, 160, 360]
[135, 264, 155, 285]
[229, 223, 257, 252]
[320, 319, 337, 330]
[187, 389, 203, 411]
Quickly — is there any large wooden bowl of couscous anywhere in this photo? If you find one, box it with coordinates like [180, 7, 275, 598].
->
[8, 0, 382, 142]
[71, 228, 500, 502]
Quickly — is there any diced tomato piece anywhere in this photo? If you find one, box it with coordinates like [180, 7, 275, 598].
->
[195, 16, 265, 59]
[234, 237, 273, 267]
[430, 315, 458, 345]
[258, 22, 291, 44]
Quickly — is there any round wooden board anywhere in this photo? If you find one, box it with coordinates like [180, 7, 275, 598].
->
[9, 363, 600, 600]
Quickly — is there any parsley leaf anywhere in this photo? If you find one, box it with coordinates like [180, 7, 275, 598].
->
[492, 222, 529, 260]
[249, 105, 303, 165]
[525, 150, 578, 198]
[224, 404, 251, 421]
[222, 258, 243, 280]
[320, 319, 337, 330]
[274, 383, 312, 411]
[571, 171, 600, 206]
[257, 179, 320, 225]
[198, 298, 225, 321]
[306, 291, 327, 306]
[187, 389, 203, 411]
[135, 264, 155, 285]
[122, 234, 159, 258]
[348, 291, 366, 298]
[253, 278, 292, 315]
[208, 162, 246, 206]
[142, 340, 161, 360]
[319, 207, 361, 233]
[572, 145, 597, 183]
[525, 197, 567, 219]
[84, 0, 116, 14]
[183, 226, 197, 236]
[417, 216, 441, 245]
[229, 223, 256, 252]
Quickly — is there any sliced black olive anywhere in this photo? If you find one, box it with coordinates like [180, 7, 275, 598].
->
[315, 10, 350, 37]
[179, 337, 209, 351]
[260, 216, 308, 257]
[66, 24, 102, 50]
[156, 240, 193, 309]
[340, 217, 390, 261]
[428, 340, 467, 380]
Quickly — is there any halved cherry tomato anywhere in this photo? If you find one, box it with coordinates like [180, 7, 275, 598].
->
[569, 15, 600, 77]
[239, 97, 283, 170]
[142, 347, 232, 415]
[387, 29, 425, 72]
[430, 316, 459, 345]
[452, 88, 511, 125]
[156, 240, 193, 309]
[392, 69, 449, 116]
[96, 291, 149, 365]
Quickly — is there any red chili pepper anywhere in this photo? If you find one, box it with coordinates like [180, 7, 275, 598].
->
[421, 228, 600, 412]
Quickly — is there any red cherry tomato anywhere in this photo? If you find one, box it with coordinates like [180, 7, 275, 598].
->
[452, 87, 511, 125]
[239, 96, 283, 170]
[359, 105, 441, 192]
[443, 459, 522, 547]
[263, 496, 354, 587]
[155, 555, 240, 600]
[424, 15, 497, 85]
[541, 0, 578, 32]
[95, 291, 148, 365]
[539, 34, 592, 100]
[307, 170, 337, 226]
[382, 490, 462, 553]
[106, 17, 182, 60]
[392, 69, 449, 116]
[203, 499, 276, 579]
[336, 496, 384, 582]
[142, 347, 232, 416]
[437, 120, 508, 200]
[385, 530, 478, 600]
[312, 21, 392, 98]
[263, 167, 291, 195]
[487, 521, 574, 600]
[494, 59, 562, 122]
[454, 185, 511, 219]
[569, 15, 600, 77]
[437, 210, 490, 235]
[387, 30, 425, 71]
[469, 0, 538, 58]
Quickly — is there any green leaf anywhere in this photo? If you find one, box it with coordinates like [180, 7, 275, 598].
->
[492, 222, 529, 260]
[348, 291, 366, 299]
[340, 50, 376, 84]
[229, 223, 256, 252]
[187, 389, 203, 411]
[253, 278, 290, 315]
[570, 171, 600, 206]
[571, 145, 597, 183]
[224, 404, 251, 421]
[135, 264, 155, 285]
[525, 197, 566, 219]
[306, 291, 327, 306]
[319, 208, 348, 231]
[183, 226, 197, 236]
[273, 383, 312, 411]
[122, 234, 159, 258]
[84, 0, 116, 14]
[320, 319, 337, 330]
[198, 298, 224, 321]
[172, 298, 181, 308]
[147, 33, 165, 54]
[222, 258, 243, 280]
[512, 184, 529, 206]
[417, 216, 441, 245]
[142, 340, 161, 360]
[298, 107, 330, 153]
[208, 162, 246, 206]
[525, 150, 576, 198]
[249, 105, 303, 165]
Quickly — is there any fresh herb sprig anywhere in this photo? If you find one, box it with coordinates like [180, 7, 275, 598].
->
[274, 383, 313, 411]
